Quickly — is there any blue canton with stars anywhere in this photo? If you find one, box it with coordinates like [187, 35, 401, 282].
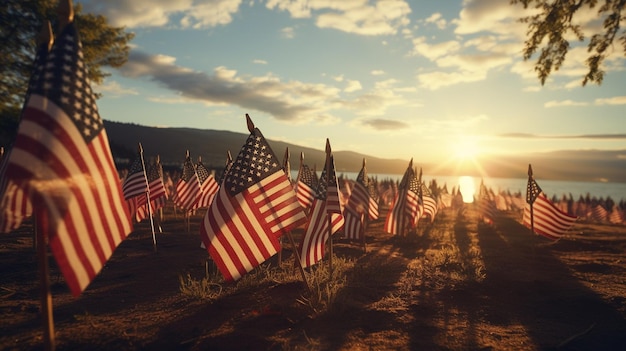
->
[224, 129, 281, 196]
[29, 22, 103, 144]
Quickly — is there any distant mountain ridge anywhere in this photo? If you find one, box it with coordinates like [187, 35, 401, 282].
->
[104, 121, 626, 183]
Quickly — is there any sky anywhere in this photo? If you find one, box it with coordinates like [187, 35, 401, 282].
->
[79, 0, 626, 167]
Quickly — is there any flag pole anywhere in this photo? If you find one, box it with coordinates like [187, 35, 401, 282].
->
[528, 164, 535, 235]
[277, 147, 290, 265]
[35, 18, 56, 351]
[361, 158, 368, 253]
[185, 150, 191, 233]
[138, 143, 157, 251]
[155, 155, 164, 233]
[325, 138, 334, 277]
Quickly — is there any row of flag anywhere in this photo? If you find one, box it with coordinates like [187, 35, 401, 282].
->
[0, 11, 621, 299]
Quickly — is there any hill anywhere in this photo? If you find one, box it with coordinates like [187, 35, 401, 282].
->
[104, 121, 626, 183]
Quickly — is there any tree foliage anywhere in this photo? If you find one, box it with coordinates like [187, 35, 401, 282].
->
[0, 0, 134, 145]
[513, 0, 626, 86]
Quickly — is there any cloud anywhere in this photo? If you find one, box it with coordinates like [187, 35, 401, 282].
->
[417, 70, 486, 90]
[281, 27, 295, 38]
[344, 79, 362, 93]
[595, 96, 626, 105]
[544, 100, 589, 108]
[266, 0, 412, 35]
[119, 50, 407, 124]
[425, 12, 447, 30]
[411, 37, 461, 60]
[499, 133, 626, 139]
[371, 70, 385, 76]
[93, 81, 139, 97]
[82, 0, 243, 29]
[253, 59, 268, 65]
[359, 118, 410, 131]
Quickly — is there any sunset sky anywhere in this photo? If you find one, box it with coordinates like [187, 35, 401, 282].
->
[81, 0, 626, 166]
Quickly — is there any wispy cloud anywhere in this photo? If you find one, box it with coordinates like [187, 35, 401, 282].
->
[83, 0, 243, 28]
[544, 100, 589, 108]
[595, 96, 626, 105]
[500, 133, 626, 139]
[266, 0, 412, 36]
[359, 118, 410, 131]
[121, 50, 408, 124]
[93, 81, 139, 97]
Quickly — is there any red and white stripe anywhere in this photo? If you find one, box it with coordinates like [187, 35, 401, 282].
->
[200, 171, 306, 281]
[523, 192, 577, 240]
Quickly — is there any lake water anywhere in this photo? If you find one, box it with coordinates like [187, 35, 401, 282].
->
[294, 171, 626, 202]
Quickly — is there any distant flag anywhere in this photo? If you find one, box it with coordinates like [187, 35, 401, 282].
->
[299, 142, 345, 268]
[609, 205, 624, 225]
[174, 151, 201, 211]
[524, 165, 577, 240]
[134, 159, 168, 222]
[193, 157, 219, 209]
[478, 180, 498, 225]
[216, 150, 233, 186]
[0, 21, 132, 295]
[421, 193, 438, 223]
[199, 115, 306, 281]
[591, 204, 608, 223]
[295, 157, 318, 211]
[384, 160, 420, 236]
[0, 21, 52, 233]
[122, 145, 148, 200]
[343, 158, 379, 240]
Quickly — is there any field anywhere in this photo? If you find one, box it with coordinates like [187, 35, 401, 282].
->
[1, 204, 626, 350]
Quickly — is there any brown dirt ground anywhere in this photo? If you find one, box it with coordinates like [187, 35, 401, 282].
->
[1, 204, 626, 351]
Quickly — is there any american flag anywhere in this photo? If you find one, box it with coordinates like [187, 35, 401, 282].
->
[175, 152, 201, 211]
[298, 154, 345, 268]
[122, 150, 148, 200]
[343, 206, 364, 241]
[0, 22, 132, 296]
[193, 159, 218, 209]
[343, 159, 379, 240]
[478, 182, 497, 225]
[133, 161, 168, 222]
[384, 160, 419, 235]
[199, 123, 306, 281]
[346, 160, 379, 220]
[0, 31, 49, 233]
[421, 194, 438, 223]
[296, 164, 317, 211]
[524, 176, 577, 240]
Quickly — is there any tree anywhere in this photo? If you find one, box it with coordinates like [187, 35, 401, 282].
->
[513, 0, 626, 86]
[0, 0, 134, 145]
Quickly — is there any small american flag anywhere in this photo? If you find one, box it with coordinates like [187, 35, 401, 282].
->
[343, 160, 378, 240]
[193, 160, 218, 209]
[122, 151, 148, 200]
[133, 161, 168, 222]
[384, 160, 419, 235]
[296, 164, 317, 210]
[199, 123, 306, 281]
[524, 174, 577, 240]
[175, 153, 201, 211]
[478, 182, 497, 225]
[298, 154, 345, 268]
[0, 22, 132, 296]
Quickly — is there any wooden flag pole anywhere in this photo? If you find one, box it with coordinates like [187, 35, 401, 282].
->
[325, 139, 334, 277]
[138, 143, 157, 251]
[34, 18, 56, 351]
[155, 155, 164, 233]
[277, 147, 290, 265]
[361, 158, 368, 253]
[185, 150, 191, 233]
[528, 164, 535, 235]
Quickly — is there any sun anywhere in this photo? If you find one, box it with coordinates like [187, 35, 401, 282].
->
[452, 136, 481, 161]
